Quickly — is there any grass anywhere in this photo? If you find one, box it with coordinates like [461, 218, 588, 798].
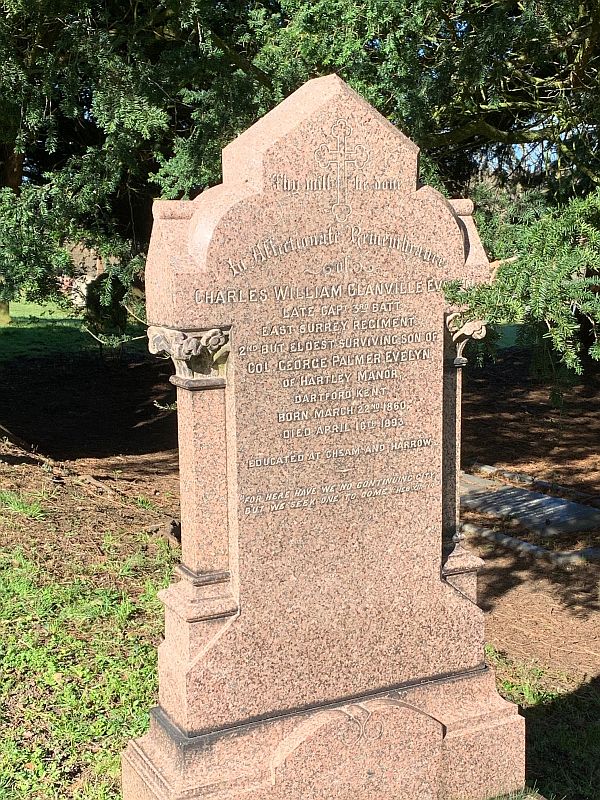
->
[485, 644, 560, 706]
[486, 645, 600, 800]
[0, 544, 176, 800]
[0, 300, 146, 364]
[1, 586, 596, 800]
[0, 482, 596, 800]
[0, 490, 46, 520]
[133, 496, 157, 513]
[0, 301, 96, 363]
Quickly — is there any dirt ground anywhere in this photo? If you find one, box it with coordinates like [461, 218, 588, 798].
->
[462, 349, 600, 495]
[1, 347, 599, 684]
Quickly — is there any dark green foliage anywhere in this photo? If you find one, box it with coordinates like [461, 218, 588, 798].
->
[445, 189, 600, 373]
[0, 1, 599, 366]
[84, 274, 128, 336]
[0, 186, 72, 303]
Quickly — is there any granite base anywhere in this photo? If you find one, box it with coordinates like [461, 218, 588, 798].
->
[122, 667, 524, 800]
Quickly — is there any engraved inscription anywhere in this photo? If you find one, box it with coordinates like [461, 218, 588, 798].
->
[241, 469, 438, 516]
[196, 280, 445, 306]
[214, 224, 447, 279]
[236, 281, 441, 516]
[228, 284, 440, 485]
[351, 226, 446, 267]
[192, 239, 447, 514]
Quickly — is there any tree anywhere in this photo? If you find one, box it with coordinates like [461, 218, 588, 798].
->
[0, 1, 599, 363]
[446, 186, 600, 376]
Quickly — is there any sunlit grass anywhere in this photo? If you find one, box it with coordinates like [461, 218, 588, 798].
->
[134, 496, 157, 512]
[486, 644, 600, 800]
[0, 490, 45, 520]
[0, 300, 146, 363]
[0, 546, 175, 799]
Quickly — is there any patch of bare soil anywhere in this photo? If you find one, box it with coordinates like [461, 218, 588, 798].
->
[461, 351, 600, 680]
[462, 349, 600, 496]
[470, 534, 600, 681]
[462, 508, 600, 552]
[0, 438, 181, 593]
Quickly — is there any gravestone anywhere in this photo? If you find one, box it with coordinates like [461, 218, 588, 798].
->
[122, 75, 525, 800]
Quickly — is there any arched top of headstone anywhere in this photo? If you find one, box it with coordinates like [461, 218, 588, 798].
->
[222, 75, 419, 195]
[147, 74, 489, 330]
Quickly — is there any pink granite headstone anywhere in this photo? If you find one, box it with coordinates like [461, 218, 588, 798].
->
[122, 75, 525, 800]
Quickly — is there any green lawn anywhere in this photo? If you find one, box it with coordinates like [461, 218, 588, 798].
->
[8, 300, 72, 321]
[0, 545, 175, 800]
[486, 645, 600, 800]
[0, 301, 146, 364]
[1, 545, 597, 799]
[0, 301, 95, 362]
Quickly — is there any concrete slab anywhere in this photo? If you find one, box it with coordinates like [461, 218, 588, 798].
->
[460, 472, 600, 536]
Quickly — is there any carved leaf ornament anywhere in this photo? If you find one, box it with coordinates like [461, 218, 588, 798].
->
[147, 326, 230, 379]
[446, 313, 487, 366]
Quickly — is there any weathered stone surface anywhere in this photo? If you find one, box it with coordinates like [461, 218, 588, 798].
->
[122, 75, 524, 800]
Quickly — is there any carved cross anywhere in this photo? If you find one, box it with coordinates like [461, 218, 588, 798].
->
[315, 119, 368, 222]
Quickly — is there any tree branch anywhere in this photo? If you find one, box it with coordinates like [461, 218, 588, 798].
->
[421, 119, 564, 149]
[557, 140, 600, 184]
[208, 30, 273, 90]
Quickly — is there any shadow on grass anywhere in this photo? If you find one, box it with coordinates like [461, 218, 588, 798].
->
[0, 349, 178, 460]
[0, 302, 181, 460]
[523, 676, 600, 800]
[0, 316, 99, 360]
[0, 307, 182, 461]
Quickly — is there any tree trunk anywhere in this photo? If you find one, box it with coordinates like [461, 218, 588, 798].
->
[0, 145, 23, 323]
[1, 145, 23, 191]
[0, 301, 10, 325]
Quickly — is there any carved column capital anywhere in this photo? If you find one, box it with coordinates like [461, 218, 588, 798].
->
[148, 325, 230, 386]
[446, 313, 486, 367]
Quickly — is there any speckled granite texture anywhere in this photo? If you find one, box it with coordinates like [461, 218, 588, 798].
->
[122, 75, 525, 799]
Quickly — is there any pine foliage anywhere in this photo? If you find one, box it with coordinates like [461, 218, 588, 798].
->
[445, 188, 600, 373]
[0, 1, 599, 365]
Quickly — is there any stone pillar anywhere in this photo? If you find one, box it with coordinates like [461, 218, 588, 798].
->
[442, 314, 487, 601]
[146, 326, 239, 733]
[442, 327, 460, 544]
